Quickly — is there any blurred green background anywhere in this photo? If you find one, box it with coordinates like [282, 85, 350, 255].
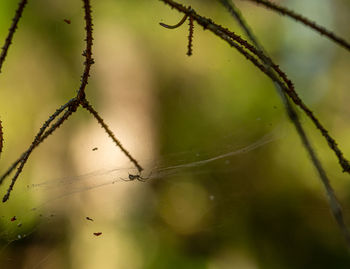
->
[1, 0, 350, 268]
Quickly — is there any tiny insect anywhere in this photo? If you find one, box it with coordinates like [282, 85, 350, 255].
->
[93, 232, 102, 236]
[11, 216, 16, 222]
[63, 19, 71, 24]
[86, 216, 94, 221]
[92, 147, 98, 151]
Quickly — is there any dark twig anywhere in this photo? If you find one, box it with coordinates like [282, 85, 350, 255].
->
[2, 106, 75, 202]
[187, 16, 194, 56]
[0, 120, 3, 155]
[219, 0, 260, 47]
[0, 0, 28, 73]
[78, 0, 94, 101]
[243, 0, 350, 51]
[159, 0, 350, 174]
[291, 105, 350, 248]
[219, 0, 350, 249]
[159, 14, 188, 29]
[81, 99, 144, 173]
[0, 99, 76, 187]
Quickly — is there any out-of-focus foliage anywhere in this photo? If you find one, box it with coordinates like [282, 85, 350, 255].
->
[0, 0, 350, 268]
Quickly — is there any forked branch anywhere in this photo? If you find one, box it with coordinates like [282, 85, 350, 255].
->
[0, 0, 143, 202]
[159, 0, 350, 174]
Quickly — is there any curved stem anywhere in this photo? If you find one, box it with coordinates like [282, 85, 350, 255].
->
[160, 14, 188, 29]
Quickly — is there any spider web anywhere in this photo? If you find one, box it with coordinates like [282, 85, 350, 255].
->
[0, 128, 279, 251]
[29, 131, 276, 199]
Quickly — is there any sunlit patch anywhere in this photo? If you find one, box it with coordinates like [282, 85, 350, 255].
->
[159, 181, 211, 234]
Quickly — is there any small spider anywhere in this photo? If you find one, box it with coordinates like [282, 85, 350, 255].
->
[121, 172, 152, 182]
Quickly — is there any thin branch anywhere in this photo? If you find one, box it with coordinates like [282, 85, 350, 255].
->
[0, 0, 28, 73]
[243, 0, 350, 51]
[291, 105, 350, 248]
[78, 0, 94, 100]
[0, 119, 3, 156]
[187, 16, 194, 56]
[159, 0, 350, 174]
[2, 106, 75, 202]
[0, 99, 76, 187]
[81, 99, 144, 173]
[219, 0, 260, 48]
[219, 0, 350, 249]
[38, 103, 77, 142]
